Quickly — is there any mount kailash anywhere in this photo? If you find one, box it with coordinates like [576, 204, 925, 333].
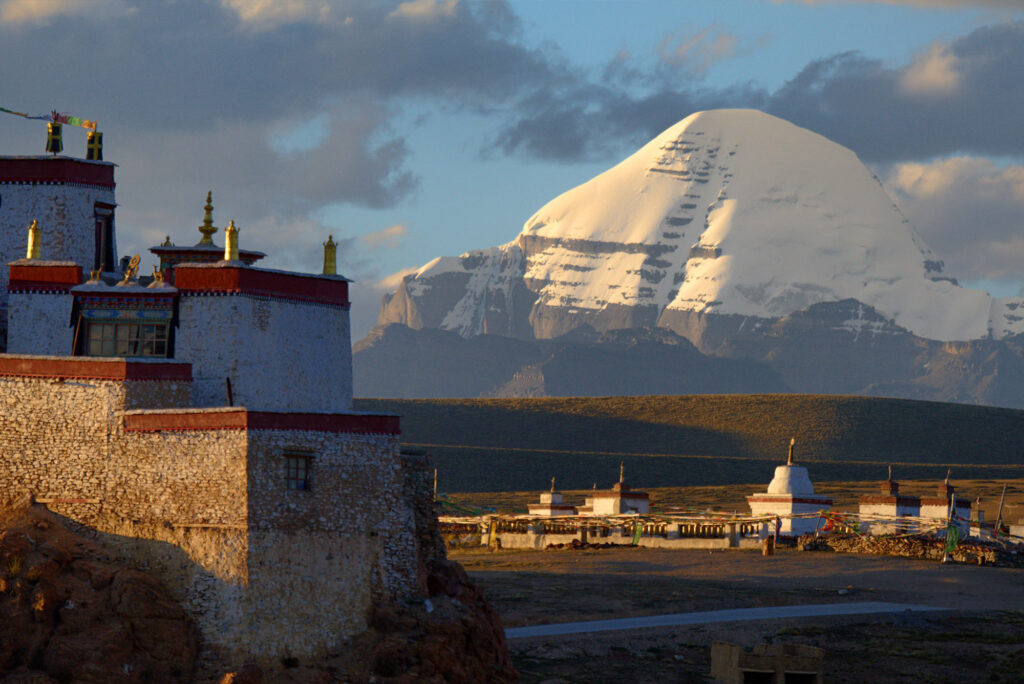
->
[356, 110, 1024, 406]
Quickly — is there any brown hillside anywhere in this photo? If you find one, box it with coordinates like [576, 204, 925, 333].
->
[355, 394, 1024, 492]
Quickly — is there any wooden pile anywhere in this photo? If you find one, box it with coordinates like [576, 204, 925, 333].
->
[799, 533, 1024, 567]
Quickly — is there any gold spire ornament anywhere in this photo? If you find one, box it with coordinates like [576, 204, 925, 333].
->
[198, 191, 218, 245]
[787, 438, 795, 465]
[25, 219, 41, 259]
[224, 220, 239, 261]
[322, 235, 337, 275]
[85, 131, 103, 161]
[45, 122, 63, 155]
[150, 265, 166, 286]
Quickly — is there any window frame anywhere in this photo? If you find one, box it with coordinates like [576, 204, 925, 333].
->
[284, 452, 313, 492]
[85, 321, 169, 358]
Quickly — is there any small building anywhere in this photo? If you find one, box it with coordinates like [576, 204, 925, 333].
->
[857, 468, 920, 535]
[919, 477, 971, 536]
[527, 477, 577, 516]
[577, 462, 650, 515]
[746, 439, 831, 536]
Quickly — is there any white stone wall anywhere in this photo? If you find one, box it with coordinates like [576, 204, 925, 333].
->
[6, 292, 74, 354]
[0, 182, 116, 290]
[0, 373, 419, 670]
[176, 294, 353, 412]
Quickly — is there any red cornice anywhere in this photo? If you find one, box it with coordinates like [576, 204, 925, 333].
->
[175, 265, 349, 306]
[9, 263, 83, 292]
[0, 356, 192, 381]
[746, 496, 834, 505]
[0, 157, 115, 188]
[124, 410, 399, 434]
[858, 495, 921, 506]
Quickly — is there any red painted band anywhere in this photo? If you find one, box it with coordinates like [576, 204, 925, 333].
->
[124, 410, 400, 434]
[0, 356, 192, 381]
[9, 264, 83, 288]
[175, 265, 349, 306]
[0, 158, 115, 188]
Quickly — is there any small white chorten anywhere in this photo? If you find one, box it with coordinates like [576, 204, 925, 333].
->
[746, 438, 832, 536]
[527, 477, 577, 516]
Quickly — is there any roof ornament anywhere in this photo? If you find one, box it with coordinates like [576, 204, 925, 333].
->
[150, 265, 166, 287]
[224, 220, 240, 261]
[161, 235, 174, 247]
[198, 191, 218, 245]
[619, 461, 625, 484]
[121, 255, 140, 283]
[550, 476, 556, 493]
[787, 437, 795, 466]
[323, 235, 337, 275]
[25, 219, 40, 259]
[88, 264, 104, 282]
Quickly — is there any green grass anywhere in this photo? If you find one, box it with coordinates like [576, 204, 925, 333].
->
[356, 394, 1024, 492]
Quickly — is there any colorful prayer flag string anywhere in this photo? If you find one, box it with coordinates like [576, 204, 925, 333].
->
[0, 106, 97, 130]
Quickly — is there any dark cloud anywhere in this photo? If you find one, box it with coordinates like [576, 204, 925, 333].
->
[493, 21, 1024, 165]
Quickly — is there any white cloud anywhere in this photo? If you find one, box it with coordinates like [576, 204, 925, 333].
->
[387, 0, 458, 22]
[658, 25, 742, 76]
[885, 157, 1024, 281]
[0, 0, 130, 24]
[360, 223, 408, 249]
[901, 43, 961, 96]
[220, 0, 335, 28]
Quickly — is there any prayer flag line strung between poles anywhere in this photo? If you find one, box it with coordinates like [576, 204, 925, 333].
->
[0, 106, 97, 130]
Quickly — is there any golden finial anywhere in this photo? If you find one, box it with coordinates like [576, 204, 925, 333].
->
[550, 476, 556, 493]
[323, 234, 337, 275]
[224, 220, 239, 261]
[619, 461, 625, 484]
[198, 191, 217, 245]
[151, 265, 165, 285]
[89, 264, 103, 282]
[25, 219, 40, 259]
[161, 235, 173, 247]
[787, 437, 795, 465]
[121, 255, 140, 283]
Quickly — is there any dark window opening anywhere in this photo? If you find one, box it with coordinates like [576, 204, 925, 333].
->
[284, 454, 312, 491]
[86, 321, 168, 357]
[94, 203, 115, 272]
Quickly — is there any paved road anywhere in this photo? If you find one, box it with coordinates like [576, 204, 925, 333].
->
[505, 602, 945, 639]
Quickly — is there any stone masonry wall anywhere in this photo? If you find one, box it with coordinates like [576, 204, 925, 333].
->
[6, 292, 75, 355]
[243, 429, 417, 660]
[177, 294, 353, 412]
[0, 373, 421, 672]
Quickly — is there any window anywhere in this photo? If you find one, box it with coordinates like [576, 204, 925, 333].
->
[93, 203, 115, 272]
[284, 453, 312, 491]
[86, 322, 168, 357]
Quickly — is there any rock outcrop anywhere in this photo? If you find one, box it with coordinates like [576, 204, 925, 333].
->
[0, 502, 198, 683]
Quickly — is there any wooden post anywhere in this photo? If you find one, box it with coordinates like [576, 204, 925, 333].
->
[994, 483, 1007, 540]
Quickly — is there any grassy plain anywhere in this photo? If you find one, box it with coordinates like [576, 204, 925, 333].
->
[453, 546, 1024, 683]
[356, 394, 1024, 493]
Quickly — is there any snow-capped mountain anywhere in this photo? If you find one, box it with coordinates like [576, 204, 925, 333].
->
[380, 109, 1024, 344]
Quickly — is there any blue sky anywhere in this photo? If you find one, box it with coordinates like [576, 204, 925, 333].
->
[0, 0, 1020, 337]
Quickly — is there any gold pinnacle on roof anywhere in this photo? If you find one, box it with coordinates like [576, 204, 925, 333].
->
[323, 235, 337, 275]
[25, 219, 40, 259]
[787, 437, 795, 465]
[198, 191, 218, 245]
[121, 255, 140, 283]
[619, 461, 625, 484]
[550, 476, 556, 493]
[224, 220, 239, 261]
[161, 235, 174, 247]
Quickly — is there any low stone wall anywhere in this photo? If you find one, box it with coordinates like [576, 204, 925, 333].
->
[799, 533, 1024, 567]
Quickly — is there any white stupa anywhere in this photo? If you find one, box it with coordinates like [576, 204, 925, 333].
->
[747, 439, 832, 536]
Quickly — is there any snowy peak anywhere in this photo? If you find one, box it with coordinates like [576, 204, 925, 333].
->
[379, 109, 1024, 343]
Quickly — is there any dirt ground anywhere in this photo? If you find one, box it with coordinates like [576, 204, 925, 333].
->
[452, 546, 1024, 683]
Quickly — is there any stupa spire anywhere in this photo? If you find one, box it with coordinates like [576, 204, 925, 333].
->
[198, 191, 218, 245]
